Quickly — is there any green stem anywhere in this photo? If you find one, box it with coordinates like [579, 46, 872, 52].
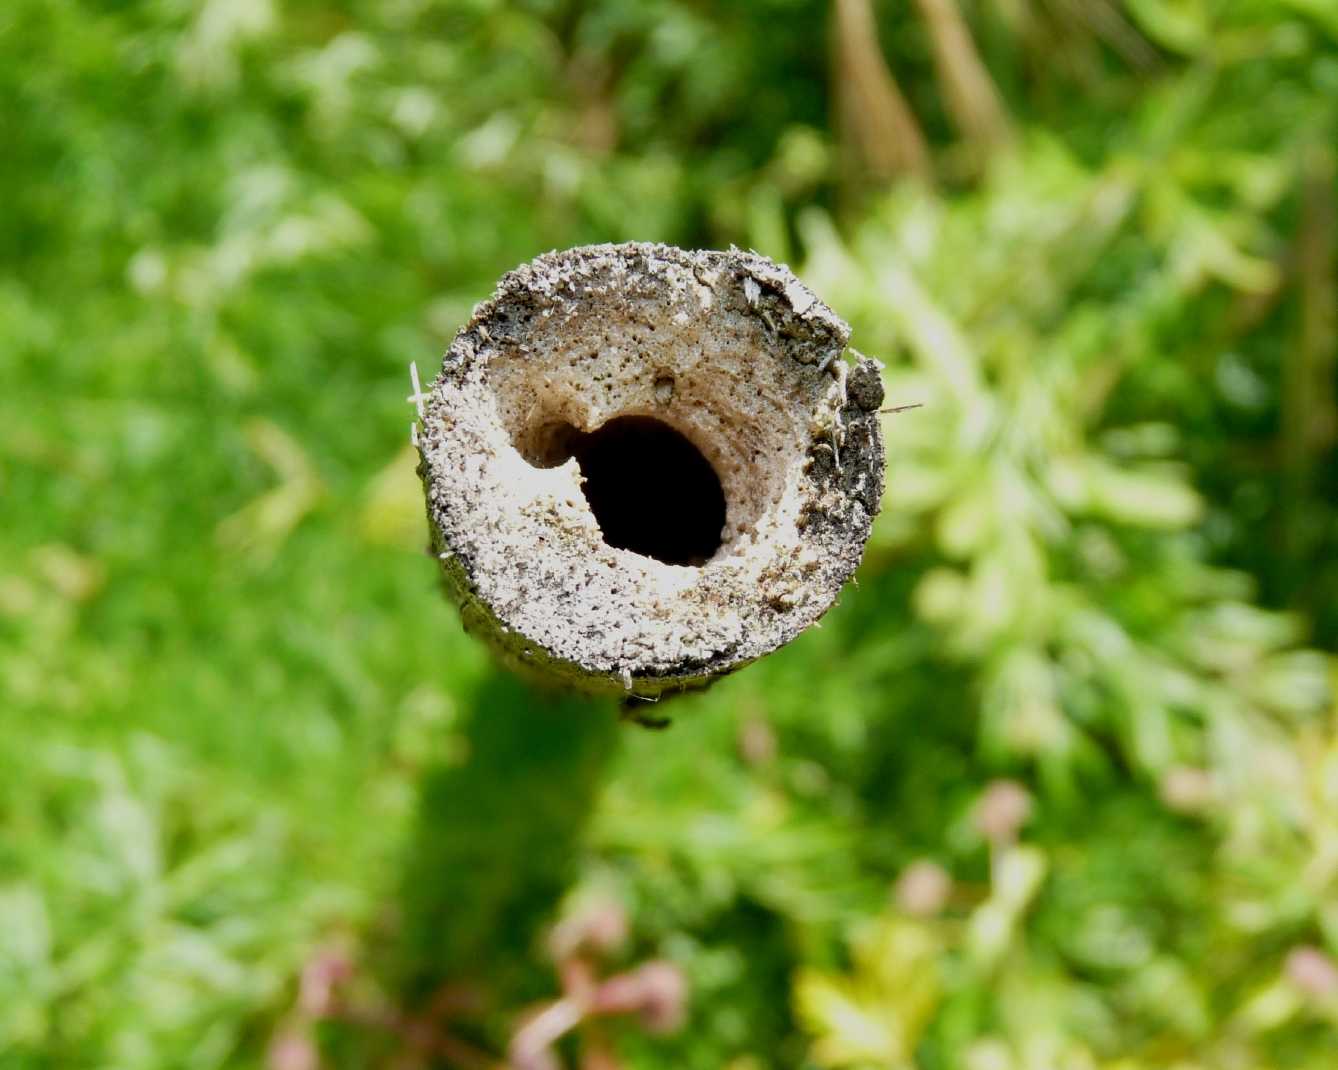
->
[396, 672, 619, 1007]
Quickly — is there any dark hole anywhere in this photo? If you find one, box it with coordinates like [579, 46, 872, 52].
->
[546, 416, 726, 566]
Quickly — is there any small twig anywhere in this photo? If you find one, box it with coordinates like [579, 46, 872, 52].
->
[408, 361, 430, 446]
[407, 361, 428, 417]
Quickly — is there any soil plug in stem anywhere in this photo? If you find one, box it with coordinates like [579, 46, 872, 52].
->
[415, 243, 886, 700]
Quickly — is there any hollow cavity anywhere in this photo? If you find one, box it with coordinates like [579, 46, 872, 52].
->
[544, 416, 726, 566]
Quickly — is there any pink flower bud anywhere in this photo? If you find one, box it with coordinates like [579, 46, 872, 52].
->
[974, 780, 1032, 845]
[1287, 946, 1338, 999]
[632, 960, 688, 1034]
[549, 898, 630, 961]
[298, 949, 353, 1018]
[267, 1030, 318, 1070]
[896, 860, 952, 917]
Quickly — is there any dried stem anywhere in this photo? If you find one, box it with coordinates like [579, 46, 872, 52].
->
[832, 0, 932, 184]
[915, 0, 1014, 160]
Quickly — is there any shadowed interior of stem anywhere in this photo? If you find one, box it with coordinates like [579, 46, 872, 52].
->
[537, 416, 727, 566]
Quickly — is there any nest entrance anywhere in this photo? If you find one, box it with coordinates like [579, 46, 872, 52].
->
[533, 416, 726, 567]
[418, 243, 886, 698]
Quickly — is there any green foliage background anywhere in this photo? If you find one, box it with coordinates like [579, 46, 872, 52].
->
[3, 1, 1338, 1067]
